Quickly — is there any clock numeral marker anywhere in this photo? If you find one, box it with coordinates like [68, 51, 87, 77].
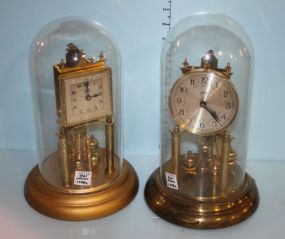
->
[177, 97, 182, 103]
[223, 90, 229, 97]
[180, 87, 187, 93]
[179, 108, 185, 115]
[200, 122, 205, 128]
[212, 121, 218, 127]
[188, 118, 193, 125]
[225, 102, 231, 109]
[221, 114, 226, 120]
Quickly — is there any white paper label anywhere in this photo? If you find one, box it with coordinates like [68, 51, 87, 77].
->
[165, 172, 178, 190]
[74, 171, 92, 186]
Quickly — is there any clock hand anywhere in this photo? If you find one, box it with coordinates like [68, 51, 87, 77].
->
[200, 101, 221, 124]
[92, 92, 103, 98]
[84, 81, 91, 101]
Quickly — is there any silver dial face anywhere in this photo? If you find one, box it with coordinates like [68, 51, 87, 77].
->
[169, 70, 238, 136]
[64, 70, 112, 126]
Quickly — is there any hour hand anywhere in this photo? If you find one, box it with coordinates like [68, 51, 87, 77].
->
[200, 101, 221, 123]
[84, 81, 91, 101]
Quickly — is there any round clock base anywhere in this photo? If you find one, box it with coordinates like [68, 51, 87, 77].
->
[25, 160, 138, 221]
[145, 168, 259, 229]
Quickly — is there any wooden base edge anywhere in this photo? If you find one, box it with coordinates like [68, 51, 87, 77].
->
[24, 160, 139, 221]
[144, 168, 259, 229]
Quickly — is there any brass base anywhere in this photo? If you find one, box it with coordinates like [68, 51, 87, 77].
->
[25, 160, 138, 221]
[145, 168, 259, 229]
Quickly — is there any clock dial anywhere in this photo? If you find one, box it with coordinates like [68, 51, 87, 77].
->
[63, 69, 112, 126]
[169, 70, 238, 136]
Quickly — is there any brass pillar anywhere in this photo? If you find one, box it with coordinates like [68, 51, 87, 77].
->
[105, 116, 115, 176]
[171, 126, 180, 175]
[58, 126, 70, 187]
[221, 131, 230, 194]
[212, 135, 222, 197]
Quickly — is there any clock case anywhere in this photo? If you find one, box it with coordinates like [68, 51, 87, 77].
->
[53, 47, 113, 128]
[24, 18, 138, 220]
[145, 13, 259, 229]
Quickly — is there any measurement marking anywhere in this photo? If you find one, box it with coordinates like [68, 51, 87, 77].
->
[162, 0, 172, 40]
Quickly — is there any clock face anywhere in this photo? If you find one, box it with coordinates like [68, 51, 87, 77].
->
[169, 70, 238, 136]
[63, 69, 112, 126]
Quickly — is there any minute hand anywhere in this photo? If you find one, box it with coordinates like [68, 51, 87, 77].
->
[92, 92, 103, 97]
[200, 101, 221, 123]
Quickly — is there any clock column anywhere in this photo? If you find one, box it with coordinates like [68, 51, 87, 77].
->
[58, 126, 70, 187]
[105, 116, 115, 176]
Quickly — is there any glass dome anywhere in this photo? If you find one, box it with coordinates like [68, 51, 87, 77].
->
[25, 17, 138, 220]
[145, 13, 259, 229]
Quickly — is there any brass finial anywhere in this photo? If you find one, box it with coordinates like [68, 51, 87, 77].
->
[224, 63, 233, 77]
[65, 43, 85, 67]
[183, 58, 189, 68]
[180, 58, 193, 74]
[59, 59, 65, 67]
[201, 50, 218, 69]
[99, 51, 105, 62]
[173, 126, 180, 134]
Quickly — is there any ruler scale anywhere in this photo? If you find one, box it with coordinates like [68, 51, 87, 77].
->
[161, 0, 173, 157]
[162, 0, 172, 40]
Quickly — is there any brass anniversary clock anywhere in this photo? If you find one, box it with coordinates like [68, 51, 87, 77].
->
[145, 14, 259, 228]
[25, 18, 138, 220]
[53, 43, 116, 188]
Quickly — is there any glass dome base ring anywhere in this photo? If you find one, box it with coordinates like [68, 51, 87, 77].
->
[144, 167, 259, 229]
[25, 159, 138, 221]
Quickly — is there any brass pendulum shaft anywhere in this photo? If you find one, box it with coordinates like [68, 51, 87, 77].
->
[207, 137, 213, 165]
[74, 132, 82, 161]
[171, 126, 180, 176]
[86, 137, 93, 171]
[221, 131, 230, 195]
[212, 136, 222, 197]
[105, 116, 115, 176]
[204, 137, 217, 197]
[58, 127, 70, 187]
